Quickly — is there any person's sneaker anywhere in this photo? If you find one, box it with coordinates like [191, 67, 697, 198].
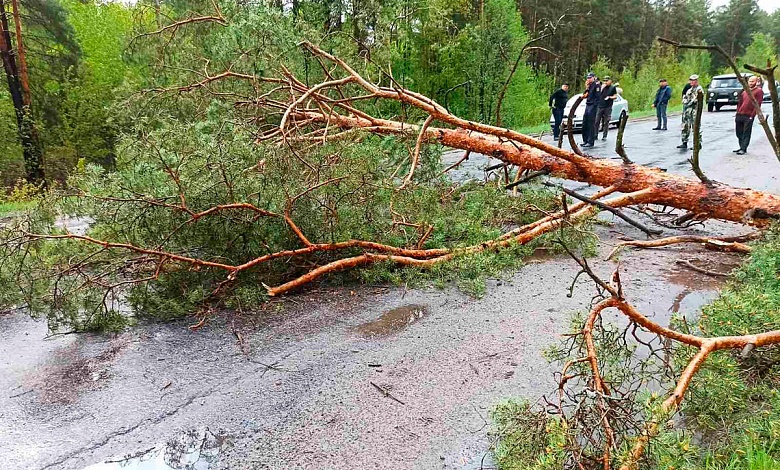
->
[601, 137, 607, 141]
[652, 127, 661, 130]
[662, 127, 668, 130]
[676, 142, 688, 149]
[732, 149, 741, 153]
[736, 150, 746, 155]
[582, 143, 593, 147]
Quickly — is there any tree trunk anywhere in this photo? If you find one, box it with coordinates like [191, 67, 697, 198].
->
[9, 0, 28, 106]
[297, 110, 780, 225]
[0, 0, 45, 186]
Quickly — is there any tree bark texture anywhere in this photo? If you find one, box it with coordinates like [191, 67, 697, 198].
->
[0, 0, 45, 185]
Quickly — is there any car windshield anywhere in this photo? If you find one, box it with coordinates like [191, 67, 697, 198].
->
[711, 78, 740, 88]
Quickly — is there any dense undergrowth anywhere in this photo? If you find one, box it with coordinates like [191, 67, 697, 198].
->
[491, 230, 780, 469]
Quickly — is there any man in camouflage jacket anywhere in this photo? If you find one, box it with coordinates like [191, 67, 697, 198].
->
[677, 74, 703, 150]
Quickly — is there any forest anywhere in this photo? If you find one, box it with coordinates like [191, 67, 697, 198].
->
[1, 0, 780, 469]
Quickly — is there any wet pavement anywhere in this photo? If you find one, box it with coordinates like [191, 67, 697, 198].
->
[1, 107, 776, 470]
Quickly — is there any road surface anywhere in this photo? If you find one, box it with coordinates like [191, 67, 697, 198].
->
[1, 106, 776, 470]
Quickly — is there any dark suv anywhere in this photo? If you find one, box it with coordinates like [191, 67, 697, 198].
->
[707, 73, 752, 112]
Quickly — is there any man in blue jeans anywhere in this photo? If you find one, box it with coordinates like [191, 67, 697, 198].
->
[652, 78, 672, 130]
[549, 83, 569, 139]
[582, 72, 601, 147]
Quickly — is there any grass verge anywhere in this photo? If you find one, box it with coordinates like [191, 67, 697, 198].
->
[0, 200, 35, 216]
[650, 229, 780, 469]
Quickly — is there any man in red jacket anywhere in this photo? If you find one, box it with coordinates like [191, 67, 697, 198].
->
[734, 76, 764, 155]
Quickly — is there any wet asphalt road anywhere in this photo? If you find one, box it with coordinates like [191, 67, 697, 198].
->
[1, 106, 776, 470]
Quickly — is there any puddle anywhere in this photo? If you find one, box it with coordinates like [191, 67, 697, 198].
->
[356, 304, 428, 337]
[668, 288, 719, 317]
[662, 258, 738, 290]
[662, 258, 737, 317]
[82, 428, 228, 470]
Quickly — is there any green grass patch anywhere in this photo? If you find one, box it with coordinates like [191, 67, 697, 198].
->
[0, 200, 35, 216]
[629, 103, 683, 120]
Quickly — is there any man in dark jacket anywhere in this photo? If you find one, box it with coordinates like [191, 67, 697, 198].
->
[549, 84, 569, 139]
[734, 75, 764, 155]
[594, 76, 618, 140]
[681, 81, 692, 99]
[652, 79, 672, 130]
[582, 72, 601, 147]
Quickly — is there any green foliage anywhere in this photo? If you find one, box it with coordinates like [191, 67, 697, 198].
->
[381, 0, 550, 129]
[0, 90, 24, 188]
[491, 400, 567, 469]
[738, 32, 780, 69]
[62, 0, 133, 89]
[614, 46, 712, 114]
[707, 0, 762, 70]
[1, 88, 586, 331]
[649, 229, 780, 469]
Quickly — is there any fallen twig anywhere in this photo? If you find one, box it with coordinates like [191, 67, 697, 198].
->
[505, 169, 550, 189]
[545, 183, 662, 236]
[675, 259, 732, 277]
[370, 381, 405, 405]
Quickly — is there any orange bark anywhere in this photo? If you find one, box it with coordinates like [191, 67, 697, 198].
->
[297, 111, 780, 225]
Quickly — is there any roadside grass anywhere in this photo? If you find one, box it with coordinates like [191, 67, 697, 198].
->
[517, 122, 552, 136]
[0, 180, 43, 216]
[0, 200, 35, 216]
[490, 228, 780, 469]
[629, 103, 683, 121]
[650, 228, 780, 469]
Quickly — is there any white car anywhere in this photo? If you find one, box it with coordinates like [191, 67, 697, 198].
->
[549, 93, 630, 132]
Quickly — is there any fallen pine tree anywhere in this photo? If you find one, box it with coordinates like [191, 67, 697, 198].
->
[1, 12, 780, 469]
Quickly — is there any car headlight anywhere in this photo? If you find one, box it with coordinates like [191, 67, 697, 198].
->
[709, 92, 714, 97]
[734, 91, 739, 96]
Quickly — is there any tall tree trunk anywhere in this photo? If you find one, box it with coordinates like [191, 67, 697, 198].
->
[0, 0, 45, 186]
[9, 0, 28, 106]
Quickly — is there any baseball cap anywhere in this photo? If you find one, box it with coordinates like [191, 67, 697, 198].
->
[586, 72, 596, 78]
[689, 74, 699, 80]
[603, 75, 611, 80]
[659, 78, 667, 82]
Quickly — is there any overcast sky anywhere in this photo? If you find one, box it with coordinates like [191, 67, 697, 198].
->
[710, 0, 780, 12]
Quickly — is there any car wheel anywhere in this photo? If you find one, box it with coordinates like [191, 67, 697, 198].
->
[707, 103, 714, 112]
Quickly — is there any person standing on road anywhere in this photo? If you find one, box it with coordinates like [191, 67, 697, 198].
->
[677, 74, 703, 150]
[549, 83, 569, 139]
[652, 79, 672, 130]
[734, 75, 764, 155]
[582, 72, 601, 147]
[594, 76, 618, 140]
